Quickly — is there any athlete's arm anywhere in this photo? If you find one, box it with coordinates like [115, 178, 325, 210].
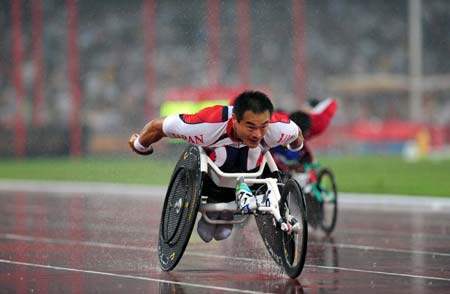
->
[308, 98, 337, 137]
[129, 117, 166, 155]
[310, 97, 336, 115]
[287, 127, 304, 151]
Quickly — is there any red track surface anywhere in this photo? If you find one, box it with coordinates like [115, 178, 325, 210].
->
[1, 183, 449, 293]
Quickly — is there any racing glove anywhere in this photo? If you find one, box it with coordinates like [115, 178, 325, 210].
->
[128, 133, 154, 155]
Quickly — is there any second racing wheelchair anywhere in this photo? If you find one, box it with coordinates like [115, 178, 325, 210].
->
[272, 147, 338, 235]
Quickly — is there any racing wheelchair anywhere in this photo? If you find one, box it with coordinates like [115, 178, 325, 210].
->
[158, 145, 308, 278]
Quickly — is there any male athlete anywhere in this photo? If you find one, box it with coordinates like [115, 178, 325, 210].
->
[272, 97, 337, 170]
[129, 90, 304, 242]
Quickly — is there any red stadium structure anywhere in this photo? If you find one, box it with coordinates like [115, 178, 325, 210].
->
[32, 0, 44, 127]
[11, 0, 26, 158]
[67, 0, 82, 158]
[142, 0, 156, 121]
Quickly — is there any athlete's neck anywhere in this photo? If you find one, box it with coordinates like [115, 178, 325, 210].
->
[230, 128, 242, 142]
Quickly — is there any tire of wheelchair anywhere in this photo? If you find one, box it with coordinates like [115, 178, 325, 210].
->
[158, 145, 203, 271]
[255, 178, 308, 278]
[255, 210, 285, 268]
[279, 179, 308, 278]
[317, 168, 338, 235]
[254, 170, 285, 268]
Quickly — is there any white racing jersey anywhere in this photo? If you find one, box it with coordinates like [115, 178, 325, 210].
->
[162, 105, 299, 172]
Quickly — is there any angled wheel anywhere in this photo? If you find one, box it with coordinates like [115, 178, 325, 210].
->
[158, 145, 203, 271]
[255, 210, 285, 268]
[254, 172, 285, 268]
[279, 179, 308, 278]
[317, 168, 338, 235]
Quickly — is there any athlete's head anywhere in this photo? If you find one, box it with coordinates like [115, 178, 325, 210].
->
[231, 91, 274, 148]
[289, 111, 311, 134]
[232, 91, 274, 121]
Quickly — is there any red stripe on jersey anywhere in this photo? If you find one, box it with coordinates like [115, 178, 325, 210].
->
[180, 105, 229, 124]
[209, 150, 217, 161]
[256, 152, 264, 167]
[271, 112, 290, 123]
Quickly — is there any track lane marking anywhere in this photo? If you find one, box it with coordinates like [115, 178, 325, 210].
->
[0, 259, 272, 294]
[1, 233, 449, 282]
[309, 265, 450, 282]
[4, 233, 450, 258]
[308, 241, 450, 257]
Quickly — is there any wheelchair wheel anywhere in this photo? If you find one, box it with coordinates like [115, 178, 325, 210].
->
[279, 179, 308, 278]
[158, 145, 203, 271]
[317, 168, 338, 235]
[254, 171, 286, 269]
[255, 213, 284, 268]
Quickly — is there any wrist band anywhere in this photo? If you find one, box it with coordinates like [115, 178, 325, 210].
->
[287, 142, 303, 152]
[133, 136, 152, 152]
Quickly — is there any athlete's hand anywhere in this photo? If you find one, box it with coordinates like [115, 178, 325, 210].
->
[128, 133, 154, 155]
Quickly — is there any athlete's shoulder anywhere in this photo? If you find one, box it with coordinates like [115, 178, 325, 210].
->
[180, 105, 231, 124]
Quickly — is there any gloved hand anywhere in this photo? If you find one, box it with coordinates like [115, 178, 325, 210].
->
[128, 133, 154, 155]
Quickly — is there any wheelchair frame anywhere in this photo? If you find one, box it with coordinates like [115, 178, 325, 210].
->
[198, 147, 301, 233]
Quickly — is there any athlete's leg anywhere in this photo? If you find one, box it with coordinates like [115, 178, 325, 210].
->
[214, 211, 234, 241]
[197, 211, 219, 243]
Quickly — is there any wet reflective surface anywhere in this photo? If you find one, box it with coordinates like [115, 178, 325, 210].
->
[1, 184, 450, 293]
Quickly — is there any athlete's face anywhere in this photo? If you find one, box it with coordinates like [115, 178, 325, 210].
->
[232, 110, 271, 148]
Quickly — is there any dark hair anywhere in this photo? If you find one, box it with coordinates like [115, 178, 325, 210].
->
[307, 98, 320, 108]
[232, 91, 274, 121]
[289, 111, 311, 133]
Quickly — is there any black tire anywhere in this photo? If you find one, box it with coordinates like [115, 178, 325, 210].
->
[316, 168, 338, 235]
[255, 208, 285, 268]
[254, 171, 286, 269]
[158, 145, 203, 271]
[279, 179, 308, 278]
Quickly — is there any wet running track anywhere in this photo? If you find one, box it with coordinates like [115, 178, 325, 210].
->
[0, 180, 449, 293]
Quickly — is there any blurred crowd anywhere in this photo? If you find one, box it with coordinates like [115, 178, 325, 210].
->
[0, 0, 449, 138]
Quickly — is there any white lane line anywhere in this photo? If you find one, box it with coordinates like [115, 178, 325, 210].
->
[309, 265, 450, 282]
[0, 179, 166, 198]
[309, 242, 450, 257]
[0, 259, 271, 294]
[1, 233, 149, 251]
[339, 193, 450, 212]
[1, 233, 450, 282]
[193, 253, 450, 282]
[4, 233, 450, 258]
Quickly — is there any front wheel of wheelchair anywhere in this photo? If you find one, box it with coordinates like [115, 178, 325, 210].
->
[279, 179, 308, 278]
[158, 145, 203, 271]
[317, 168, 338, 235]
